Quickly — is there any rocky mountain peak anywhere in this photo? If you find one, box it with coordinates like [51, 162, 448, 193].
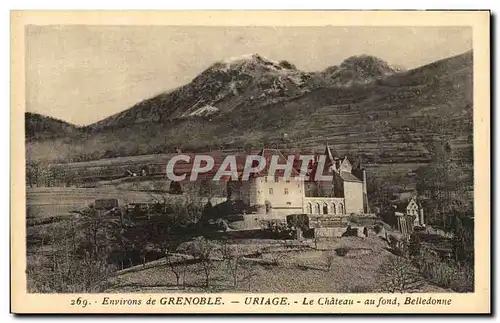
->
[318, 54, 403, 87]
[206, 53, 299, 76]
[340, 55, 402, 75]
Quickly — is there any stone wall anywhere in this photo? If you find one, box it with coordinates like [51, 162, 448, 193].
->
[314, 226, 368, 238]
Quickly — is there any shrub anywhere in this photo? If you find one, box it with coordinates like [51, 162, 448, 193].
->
[377, 255, 423, 293]
[27, 250, 116, 293]
[323, 251, 335, 271]
[348, 215, 360, 224]
[286, 214, 310, 231]
[259, 220, 292, 239]
[335, 247, 349, 257]
[413, 247, 474, 292]
[269, 252, 289, 267]
[408, 233, 422, 258]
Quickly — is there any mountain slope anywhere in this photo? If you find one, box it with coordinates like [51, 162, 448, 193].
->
[89, 54, 402, 130]
[90, 54, 315, 130]
[28, 51, 473, 168]
[25, 112, 79, 141]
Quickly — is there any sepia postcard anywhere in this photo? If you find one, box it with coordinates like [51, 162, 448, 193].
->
[11, 10, 491, 314]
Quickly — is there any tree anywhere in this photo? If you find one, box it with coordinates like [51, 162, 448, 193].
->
[160, 238, 185, 288]
[377, 256, 423, 293]
[74, 205, 121, 259]
[199, 179, 219, 198]
[187, 237, 220, 288]
[240, 262, 258, 291]
[44, 165, 64, 187]
[169, 181, 183, 194]
[408, 233, 422, 259]
[416, 140, 472, 227]
[139, 242, 157, 267]
[367, 175, 397, 210]
[27, 218, 117, 293]
[165, 253, 184, 288]
[451, 216, 474, 265]
[323, 251, 335, 271]
[26, 160, 41, 188]
[221, 240, 243, 288]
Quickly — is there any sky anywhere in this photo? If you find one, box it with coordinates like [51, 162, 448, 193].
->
[25, 26, 472, 126]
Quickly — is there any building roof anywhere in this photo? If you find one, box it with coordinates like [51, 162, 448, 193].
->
[167, 149, 304, 181]
[139, 145, 362, 183]
[252, 148, 301, 178]
[339, 171, 363, 183]
[325, 143, 340, 160]
[390, 197, 422, 213]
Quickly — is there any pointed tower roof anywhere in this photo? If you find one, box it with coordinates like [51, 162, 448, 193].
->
[324, 142, 339, 166]
[324, 142, 333, 161]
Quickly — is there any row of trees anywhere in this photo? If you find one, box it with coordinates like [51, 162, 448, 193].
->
[415, 140, 473, 227]
[165, 237, 256, 290]
[369, 140, 474, 293]
[377, 214, 474, 293]
[27, 218, 259, 292]
[26, 193, 211, 292]
[27, 213, 119, 292]
[366, 139, 474, 226]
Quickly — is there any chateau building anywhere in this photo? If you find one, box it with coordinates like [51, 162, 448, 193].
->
[229, 144, 369, 218]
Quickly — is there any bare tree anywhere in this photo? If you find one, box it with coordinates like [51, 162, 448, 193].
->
[241, 262, 258, 291]
[160, 240, 184, 288]
[187, 237, 220, 288]
[27, 219, 116, 293]
[377, 255, 423, 293]
[165, 253, 183, 287]
[323, 250, 335, 271]
[269, 252, 288, 266]
[221, 240, 242, 288]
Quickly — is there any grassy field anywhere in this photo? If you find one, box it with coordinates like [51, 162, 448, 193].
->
[26, 187, 165, 218]
[105, 236, 449, 293]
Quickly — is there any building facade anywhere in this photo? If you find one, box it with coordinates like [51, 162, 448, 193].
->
[405, 197, 425, 227]
[231, 144, 368, 219]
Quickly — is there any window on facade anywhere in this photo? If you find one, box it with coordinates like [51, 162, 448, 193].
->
[286, 202, 291, 205]
[307, 203, 312, 214]
[269, 188, 273, 195]
[286, 179, 290, 183]
[274, 175, 279, 182]
[284, 188, 289, 195]
[264, 177, 268, 182]
[323, 204, 328, 214]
